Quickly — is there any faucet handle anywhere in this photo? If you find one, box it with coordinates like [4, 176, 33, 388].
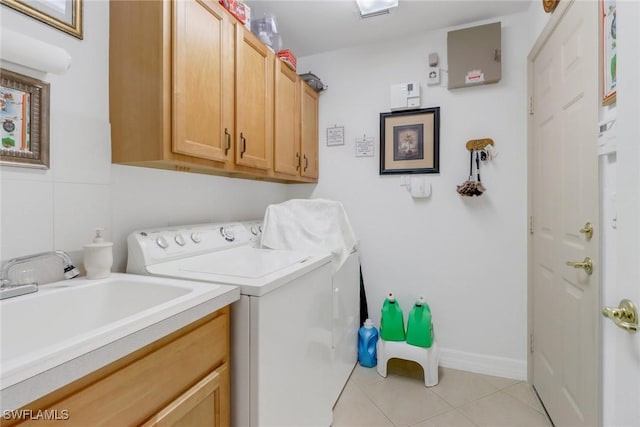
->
[63, 263, 80, 279]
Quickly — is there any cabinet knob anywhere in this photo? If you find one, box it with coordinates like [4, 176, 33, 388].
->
[296, 153, 301, 170]
[303, 154, 308, 171]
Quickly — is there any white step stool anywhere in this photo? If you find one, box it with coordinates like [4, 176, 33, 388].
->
[376, 339, 439, 387]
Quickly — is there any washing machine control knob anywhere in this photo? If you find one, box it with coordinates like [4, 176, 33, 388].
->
[190, 232, 202, 244]
[175, 234, 186, 246]
[258, 225, 263, 232]
[250, 226, 258, 235]
[220, 226, 235, 242]
[156, 235, 169, 249]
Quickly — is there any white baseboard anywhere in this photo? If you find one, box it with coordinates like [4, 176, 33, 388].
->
[438, 347, 527, 380]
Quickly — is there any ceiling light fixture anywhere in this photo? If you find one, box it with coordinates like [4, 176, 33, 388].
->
[356, 0, 399, 18]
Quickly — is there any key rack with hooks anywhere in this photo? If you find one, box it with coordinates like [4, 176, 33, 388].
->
[465, 138, 494, 151]
[457, 138, 496, 197]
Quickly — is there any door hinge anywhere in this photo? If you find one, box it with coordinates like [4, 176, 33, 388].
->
[529, 96, 534, 115]
[529, 216, 534, 235]
[530, 333, 534, 354]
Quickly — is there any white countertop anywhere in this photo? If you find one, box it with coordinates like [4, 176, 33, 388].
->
[0, 273, 239, 411]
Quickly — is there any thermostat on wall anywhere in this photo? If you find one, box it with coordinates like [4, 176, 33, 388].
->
[390, 82, 421, 111]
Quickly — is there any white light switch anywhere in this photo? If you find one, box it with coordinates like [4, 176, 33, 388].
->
[409, 177, 431, 198]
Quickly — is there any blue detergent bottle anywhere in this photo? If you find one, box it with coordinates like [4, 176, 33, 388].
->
[358, 319, 379, 367]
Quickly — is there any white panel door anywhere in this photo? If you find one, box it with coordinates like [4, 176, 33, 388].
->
[529, 1, 600, 425]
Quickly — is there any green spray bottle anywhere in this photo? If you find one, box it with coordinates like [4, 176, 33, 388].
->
[406, 297, 433, 348]
[380, 292, 406, 341]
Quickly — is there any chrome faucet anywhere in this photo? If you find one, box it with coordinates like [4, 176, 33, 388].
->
[1, 250, 80, 299]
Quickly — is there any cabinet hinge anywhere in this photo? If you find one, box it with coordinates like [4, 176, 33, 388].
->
[529, 216, 534, 235]
[529, 97, 534, 115]
[530, 333, 534, 354]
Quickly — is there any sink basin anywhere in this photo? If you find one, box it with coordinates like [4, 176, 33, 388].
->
[0, 273, 239, 409]
[2, 279, 190, 362]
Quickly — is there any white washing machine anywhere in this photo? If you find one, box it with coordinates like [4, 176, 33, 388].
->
[127, 221, 359, 427]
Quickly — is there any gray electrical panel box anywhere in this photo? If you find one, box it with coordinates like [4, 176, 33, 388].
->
[447, 22, 501, 89]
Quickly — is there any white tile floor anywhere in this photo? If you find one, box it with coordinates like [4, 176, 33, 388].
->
[332, 360, 553, 427]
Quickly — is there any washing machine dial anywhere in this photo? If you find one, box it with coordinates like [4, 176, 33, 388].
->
[258, 225, 263, 232]
[190, 232, 202, 243]
[175, 233, 186, 246]
[156, 235, 169, 249]
[220, 226, 235, 242]
[250, 226, 258, 236]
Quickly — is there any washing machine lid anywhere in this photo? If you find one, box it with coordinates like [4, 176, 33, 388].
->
[147, 246, 331, 296]
[180, 246, 308, 278]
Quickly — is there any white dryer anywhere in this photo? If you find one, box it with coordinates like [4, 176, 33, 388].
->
[127, 221, 358, 427]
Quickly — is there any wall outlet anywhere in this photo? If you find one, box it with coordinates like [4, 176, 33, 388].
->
[427, 67, 440, 85]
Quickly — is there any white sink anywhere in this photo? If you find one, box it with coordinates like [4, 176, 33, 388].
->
[0, 273, 239, 410]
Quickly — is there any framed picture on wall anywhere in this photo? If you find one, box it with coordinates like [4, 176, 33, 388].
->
[0, 68, 50, 169]
[601, 0, 616, 105]
[1, 0, 83, 39]
[379, 107, 440, 175]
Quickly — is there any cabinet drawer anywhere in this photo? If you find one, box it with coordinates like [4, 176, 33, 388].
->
[14, 309, 229, 427]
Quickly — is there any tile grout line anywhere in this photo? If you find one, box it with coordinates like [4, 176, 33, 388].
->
[456, 389, 554, 427]
[346, 367, 552, 427]
[348, 378, 398, 427]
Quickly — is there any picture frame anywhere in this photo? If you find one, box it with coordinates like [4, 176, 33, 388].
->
[380, 107, 440, 175]
[1, 68, 50, 169]
[1, 0, 83, 39]
[601, 0, 616, 105]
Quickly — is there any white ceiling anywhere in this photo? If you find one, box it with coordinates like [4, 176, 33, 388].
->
[244, 0, 532, 57]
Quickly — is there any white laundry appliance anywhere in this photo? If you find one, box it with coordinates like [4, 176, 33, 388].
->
[127, 220, 359, 427]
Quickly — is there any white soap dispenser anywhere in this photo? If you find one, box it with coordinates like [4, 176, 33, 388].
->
[84, 228, 113, 279]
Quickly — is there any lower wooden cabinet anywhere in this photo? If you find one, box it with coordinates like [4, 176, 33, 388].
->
[142, 364, 229, 427]
[7, 308, 230, 427]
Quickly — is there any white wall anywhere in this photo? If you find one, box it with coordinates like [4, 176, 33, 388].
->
[0, 2, 289, 272]
[603, 1, 640, 425]
[293, 11, 532, 378]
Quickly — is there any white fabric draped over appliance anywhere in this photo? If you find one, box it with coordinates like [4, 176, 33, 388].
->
[261, 199, 358, 272]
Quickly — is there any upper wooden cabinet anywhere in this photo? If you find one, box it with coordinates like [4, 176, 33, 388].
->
[110, 0, 234, 172]
[110, 0, 318, 183]
[235, 29, 274, 170]
[274, 62, 320, 182]
[300, 81, 319, 180]
[274, 60, 300, 177]
[172, 0, 233, 163]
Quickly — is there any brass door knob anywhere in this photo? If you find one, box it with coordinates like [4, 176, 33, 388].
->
[603, 299, 638, 333]
[566, 257, 593, 275]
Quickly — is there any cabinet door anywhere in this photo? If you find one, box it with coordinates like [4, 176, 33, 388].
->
[300, 82, 319, 179]
[142, 364, 230, 427]
[274, 60, 300, 176]
[235, 27, 273, 170]
[173, 0, 233, 162]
